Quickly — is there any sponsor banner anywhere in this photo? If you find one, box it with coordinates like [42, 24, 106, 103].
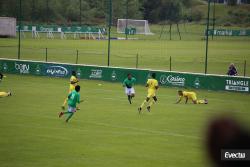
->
[207, 29, 250, 36]
[225, 79, 249, 92]
[45, 65, 69, 77]
[89, 69, 103, 79]
[0, 59, 249, 93]
[15, 62, 30, 74]
[159, 74, 185, 87]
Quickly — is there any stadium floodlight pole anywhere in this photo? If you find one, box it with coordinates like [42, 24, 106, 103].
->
[125, 0, 128, 40]
[107, 0, 112, 66]
[205, 0, 211, 74]
[212, 0, 216, 40]
[18, 0, 22, 59]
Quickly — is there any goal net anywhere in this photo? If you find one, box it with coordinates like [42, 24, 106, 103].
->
[117, 19, 153, 35]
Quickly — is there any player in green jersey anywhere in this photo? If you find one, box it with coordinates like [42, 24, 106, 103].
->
[123, 74, 136, 104]
[59, 85, 83, 122]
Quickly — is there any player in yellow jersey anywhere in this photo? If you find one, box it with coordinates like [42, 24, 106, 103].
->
[0, 72, 12, 98]
[176, 90, 208, 104]
[0, 91, 11, 98]
[138, 73, 159, 113]
[62, 71, 79, 110]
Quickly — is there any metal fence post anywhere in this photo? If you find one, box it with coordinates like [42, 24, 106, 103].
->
[76, 50, 79, 64]
[205, 0, 211, 74]
[170, 56, 172, 71]
[45, 48, 48, 62]
[244, 60, 246, 77]
[136, 54, 139, 68]
[18, 0, 22, 59]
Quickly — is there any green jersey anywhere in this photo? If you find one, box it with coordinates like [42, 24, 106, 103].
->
[123, 77, 136, 88]
[68, 90, 80, 108]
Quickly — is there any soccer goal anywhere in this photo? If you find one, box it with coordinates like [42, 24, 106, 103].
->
[117, 19, 154, 35]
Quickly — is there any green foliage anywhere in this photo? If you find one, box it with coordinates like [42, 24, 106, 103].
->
[189, 7, 204, 22]
[0, 0, 250, 25]
[227, 8, 250, 25]
[227, 0, 237, 6]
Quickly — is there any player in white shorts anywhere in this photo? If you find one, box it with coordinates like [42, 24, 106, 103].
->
[123, 74, 136, 104]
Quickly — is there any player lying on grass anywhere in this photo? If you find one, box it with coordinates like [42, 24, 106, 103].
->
[123, 73, 136, 104]
[0, 91, 12, 98]
[138, 73, 159, 113]
[62, 71, 79, 110]
[59, 85, 83, 123]
[176, 90, 208, 104]
[0, 72, 12, 98]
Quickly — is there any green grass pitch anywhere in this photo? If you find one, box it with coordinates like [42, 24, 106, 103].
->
[0, 74, 250, 167]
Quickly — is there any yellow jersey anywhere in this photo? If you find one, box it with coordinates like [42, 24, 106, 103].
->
[69, 75, 78, 92]
[70, 76, 78, 86]
[146, 79, 158, 98]
[147, 79, 158, 91]
[180, 91, 197, 101]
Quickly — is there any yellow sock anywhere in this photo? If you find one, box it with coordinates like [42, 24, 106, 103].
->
[140, 100, 148, 109]
[197, 100, 205, 104]
[0, 92, 9, 98]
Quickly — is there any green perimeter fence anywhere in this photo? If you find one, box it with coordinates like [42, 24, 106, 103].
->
[0, 58, 249, 93]
[0, 45, 248, 77]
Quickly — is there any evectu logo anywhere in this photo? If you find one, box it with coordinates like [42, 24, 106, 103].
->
[221, 149, 250, 161]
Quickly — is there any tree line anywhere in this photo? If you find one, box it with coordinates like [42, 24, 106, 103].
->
[0, 0, 248, 25]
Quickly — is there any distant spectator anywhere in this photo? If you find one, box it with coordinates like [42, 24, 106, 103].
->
[227, 63, 238, 76]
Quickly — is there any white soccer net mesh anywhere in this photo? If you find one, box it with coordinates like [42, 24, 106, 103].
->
[117, 19, 153, 35]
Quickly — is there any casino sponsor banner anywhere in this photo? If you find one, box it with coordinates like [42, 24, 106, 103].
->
[0, 58, 249, 93]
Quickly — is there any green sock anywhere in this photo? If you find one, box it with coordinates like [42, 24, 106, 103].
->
[65, 112, 74, 122]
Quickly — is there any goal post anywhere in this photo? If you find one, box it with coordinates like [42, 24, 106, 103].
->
[117, 19, 154, 35]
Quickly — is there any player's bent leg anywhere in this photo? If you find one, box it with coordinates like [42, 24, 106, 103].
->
[138, 97, 150, 113]
[66, 112, 74, 123]
[127, 95, 132, 104]
[59, 112, 64, 118]
[192, 100, 198, 104]
[197, 99, 208, 104]
[0, 92, 11, 98]
[147, 96, 157, 112]
[153, 96, 157, 102]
